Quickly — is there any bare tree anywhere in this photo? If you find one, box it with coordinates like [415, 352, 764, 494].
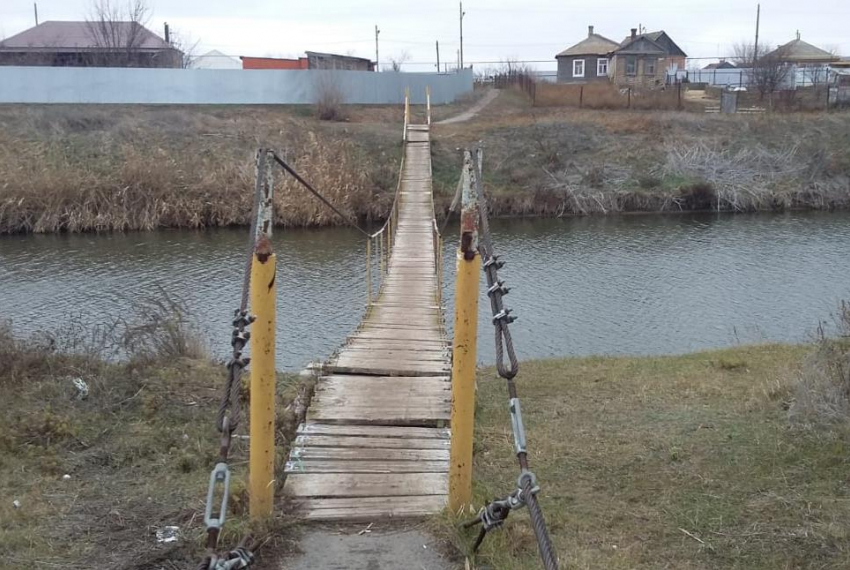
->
[733, 41, 793, 99]
[85, 0, 151, 67]
[167, 27, 199, 68]
[751, 45, 793, 100]
[387, 50, 410, 72]
[732, 41, 764, 68]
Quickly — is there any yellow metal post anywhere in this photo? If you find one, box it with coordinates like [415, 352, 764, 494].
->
[248, 151, 276, 521]
[249, 236, 276, 520]
[448, 150, 480, 514]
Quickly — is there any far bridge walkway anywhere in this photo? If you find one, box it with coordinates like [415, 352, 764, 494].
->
[282, 113, 451, 520]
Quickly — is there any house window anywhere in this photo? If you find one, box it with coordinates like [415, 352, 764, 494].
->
[573, 59, 585, 78]
[626, 56, 636, 76]
[645, 58, 656, 76]
[597, 58, 609, 76]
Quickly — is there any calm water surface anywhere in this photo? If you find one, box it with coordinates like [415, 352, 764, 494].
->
[2, 212, 849, 370]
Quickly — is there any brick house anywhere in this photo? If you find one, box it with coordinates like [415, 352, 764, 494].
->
[609, 29, 687, 87]
[241, 51, 374, 71]
[555, 25, 619, 83]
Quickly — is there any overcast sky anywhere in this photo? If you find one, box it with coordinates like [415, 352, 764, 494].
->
[1, 0, 847, 70]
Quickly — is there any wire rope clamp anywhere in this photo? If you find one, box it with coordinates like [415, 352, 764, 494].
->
[483, 256, 505, 270]
[493, 309, 517, 325]
[487, 280, 510, 296]
[204, 462, 231, 530]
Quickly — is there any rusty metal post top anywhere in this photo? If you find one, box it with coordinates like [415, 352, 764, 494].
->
[254, 149, 275, 240]
[459, 149, 479, 261]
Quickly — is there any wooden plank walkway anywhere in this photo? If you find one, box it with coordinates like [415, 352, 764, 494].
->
[282, 123, 451, 521]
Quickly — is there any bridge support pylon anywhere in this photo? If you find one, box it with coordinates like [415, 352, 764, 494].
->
[448, 150, 481, 514]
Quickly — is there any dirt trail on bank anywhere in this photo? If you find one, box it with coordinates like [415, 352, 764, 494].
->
[436, 89, 499, 124]
[281, 525, 455, 569]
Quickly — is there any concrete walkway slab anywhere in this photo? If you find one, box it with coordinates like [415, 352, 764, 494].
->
[282, 526, 456, 570]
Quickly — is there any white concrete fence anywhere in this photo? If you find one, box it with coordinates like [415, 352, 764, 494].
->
[0, 66, 473, 105]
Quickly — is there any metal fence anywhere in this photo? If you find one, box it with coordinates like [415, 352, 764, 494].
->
[683, 65, 833, 89]
[0, 66, 474, 105]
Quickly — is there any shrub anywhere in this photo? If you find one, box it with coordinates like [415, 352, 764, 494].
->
[791, 301, 850, 423]
[314, 75, 346, 121]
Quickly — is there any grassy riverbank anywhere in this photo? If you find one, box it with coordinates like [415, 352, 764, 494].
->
[0, 319, 307, 569]
[0, 105, 402, 234]
[440, 344, 850, 569]
[1, 94, 849, 234]
[431, 89, 850, 217]
[6, 319, 849, 569]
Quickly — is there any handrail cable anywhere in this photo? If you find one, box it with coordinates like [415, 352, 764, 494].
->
[462, 147, 559, 570]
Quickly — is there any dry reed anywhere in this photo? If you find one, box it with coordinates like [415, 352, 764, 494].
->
[0, 105, 399, 234]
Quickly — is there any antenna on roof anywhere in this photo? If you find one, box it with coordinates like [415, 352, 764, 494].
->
[33, 2, 39, 26]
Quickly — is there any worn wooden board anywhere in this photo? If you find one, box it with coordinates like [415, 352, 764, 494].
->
[284, 472, 448, 497]
[284, 460, 448, 474]
[292, 495, 447, 521]
[296, 423, 449, 439]
[289, 447, 450, 462]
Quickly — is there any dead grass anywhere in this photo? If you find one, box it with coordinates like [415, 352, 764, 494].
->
[0, 105, 400, 234]
[0, 318, 309, 569]
[431, 92, 850, 219]
[791, 302, 850, 424]
[534, 82, 691, 111]
[438, 344, 850, 569]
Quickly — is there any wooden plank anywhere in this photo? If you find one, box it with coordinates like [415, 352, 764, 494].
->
[316, 382, 449, 396]
[307, 410, 449, 425]
[289, 446, 449, 461]
[285, 460, 447, 474]
[292, 495, 446, 521]
[331, 357, 449, 371]
[284, 472, 447, 497]
[294, 435, 450, 449]
[297, 423, 449, 439]
[320, 374, 449, 383]
[313, 385, 450, 398]
[326, 365, 450, 377]
[334, 349, 448, 362]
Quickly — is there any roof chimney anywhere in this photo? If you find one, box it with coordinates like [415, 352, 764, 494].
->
[796, 30, 800, 41]
[164, 22, 170, 44]
[631, 28, 637, 40]
[588, 25, 594, 37]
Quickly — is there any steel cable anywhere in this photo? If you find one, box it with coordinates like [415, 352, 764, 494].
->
[269, 152, 373, 238]
[471, 148, 559, 569]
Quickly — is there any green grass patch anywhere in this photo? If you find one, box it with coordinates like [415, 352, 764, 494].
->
[443, 345, 850, 569]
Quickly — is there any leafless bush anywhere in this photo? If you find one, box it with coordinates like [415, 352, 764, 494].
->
[120, 290, 207, 361]
[387, 51, 410, 72]
[791, 302, 850, 424]
[314, 74, 347, 121]
[662, 142, 806, 211]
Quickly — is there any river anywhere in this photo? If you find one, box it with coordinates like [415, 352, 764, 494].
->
[2, 212, 849, 370]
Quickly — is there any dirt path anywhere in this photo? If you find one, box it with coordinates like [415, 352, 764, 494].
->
[281, 525, 456, 569]
[436, 89, 499, 124]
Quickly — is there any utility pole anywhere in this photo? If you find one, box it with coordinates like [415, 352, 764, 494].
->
[375, 25, 380, 72]
[753, 4, 760, 67]
[33, 2, 39, 26]
[459, 2, 465, 69]
[436, 40, 440, 72]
